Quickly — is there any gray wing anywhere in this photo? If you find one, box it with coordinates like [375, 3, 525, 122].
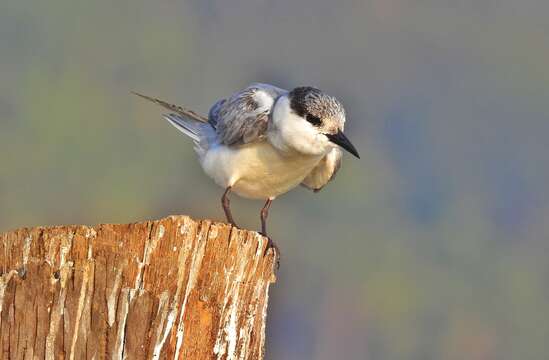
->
[208, 83, 287, 145]
[301, 148, 343, 192]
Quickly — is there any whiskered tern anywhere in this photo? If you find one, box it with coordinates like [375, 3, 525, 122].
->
[134, 83, 359, 253]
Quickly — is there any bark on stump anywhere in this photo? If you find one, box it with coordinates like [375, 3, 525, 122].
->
[0, 215, 277, 359]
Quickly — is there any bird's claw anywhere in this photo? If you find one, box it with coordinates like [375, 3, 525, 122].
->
[261, 234, 280, 269]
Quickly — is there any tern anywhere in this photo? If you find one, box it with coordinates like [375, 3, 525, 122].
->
[134, 83, 359, 252]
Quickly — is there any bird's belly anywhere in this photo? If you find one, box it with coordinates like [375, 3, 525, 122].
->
[201, 142, 323, 199]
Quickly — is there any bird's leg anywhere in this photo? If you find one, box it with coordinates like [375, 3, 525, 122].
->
[260, 199, 279, 264]
[222, 186, 237, 227]
[260, 198, 273, 236]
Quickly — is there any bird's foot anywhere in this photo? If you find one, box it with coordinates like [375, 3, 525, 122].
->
[261, 233, 280, 269]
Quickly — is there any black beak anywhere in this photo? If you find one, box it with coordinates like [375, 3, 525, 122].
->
[326, 131, 360, 158]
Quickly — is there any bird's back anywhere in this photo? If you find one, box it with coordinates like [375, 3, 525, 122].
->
[207, 83, 287, 145]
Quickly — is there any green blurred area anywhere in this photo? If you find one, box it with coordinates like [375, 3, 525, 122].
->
[2, 0, 549, 359]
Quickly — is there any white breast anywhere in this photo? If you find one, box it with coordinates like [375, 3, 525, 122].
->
[200, 141, 323, 199]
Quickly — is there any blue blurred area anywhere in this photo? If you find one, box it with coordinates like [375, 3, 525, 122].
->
[2, 0, 549, 358]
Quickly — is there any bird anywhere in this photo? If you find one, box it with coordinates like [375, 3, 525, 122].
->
[133, 83, 359, 254]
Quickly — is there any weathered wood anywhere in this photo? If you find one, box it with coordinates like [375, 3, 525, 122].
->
[0, 215, 276, 360]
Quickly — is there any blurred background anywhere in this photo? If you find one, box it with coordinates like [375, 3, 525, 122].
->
[2, 0, 549, 358]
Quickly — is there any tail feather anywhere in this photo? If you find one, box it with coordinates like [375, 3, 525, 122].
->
[132, 91, 208, 123]
[163, 114, 200, 143]
[133, 91, 215, 157]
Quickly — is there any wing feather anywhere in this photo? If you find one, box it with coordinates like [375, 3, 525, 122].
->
[301, 148, 343, 192]
[209, 83, 287, 145]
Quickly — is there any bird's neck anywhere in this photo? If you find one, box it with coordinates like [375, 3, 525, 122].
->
[269, 97, 330, 156]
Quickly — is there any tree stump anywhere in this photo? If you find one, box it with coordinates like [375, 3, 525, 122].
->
[0, 215, 277, 359]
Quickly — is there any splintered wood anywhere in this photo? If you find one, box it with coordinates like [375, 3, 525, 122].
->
[0, 215, 277, 360]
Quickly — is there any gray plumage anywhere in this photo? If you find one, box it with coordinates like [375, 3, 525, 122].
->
[208, 83, 286, 145]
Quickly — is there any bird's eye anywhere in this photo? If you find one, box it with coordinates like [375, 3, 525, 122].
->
[306, 114, 322, 126]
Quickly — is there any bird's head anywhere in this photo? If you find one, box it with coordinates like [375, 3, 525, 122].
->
[269, 86, 359, 158]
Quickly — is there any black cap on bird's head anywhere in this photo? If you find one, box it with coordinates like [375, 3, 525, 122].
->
[289, 86, 360, 158]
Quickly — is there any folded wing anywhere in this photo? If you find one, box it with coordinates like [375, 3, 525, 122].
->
[301, 148, 343, 192]
[209, 83, 287, 145]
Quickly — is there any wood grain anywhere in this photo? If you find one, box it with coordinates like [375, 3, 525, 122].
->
[0, 215, 276, 359]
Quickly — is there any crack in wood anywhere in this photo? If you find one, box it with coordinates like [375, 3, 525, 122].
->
[1, 215, 276, 359]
